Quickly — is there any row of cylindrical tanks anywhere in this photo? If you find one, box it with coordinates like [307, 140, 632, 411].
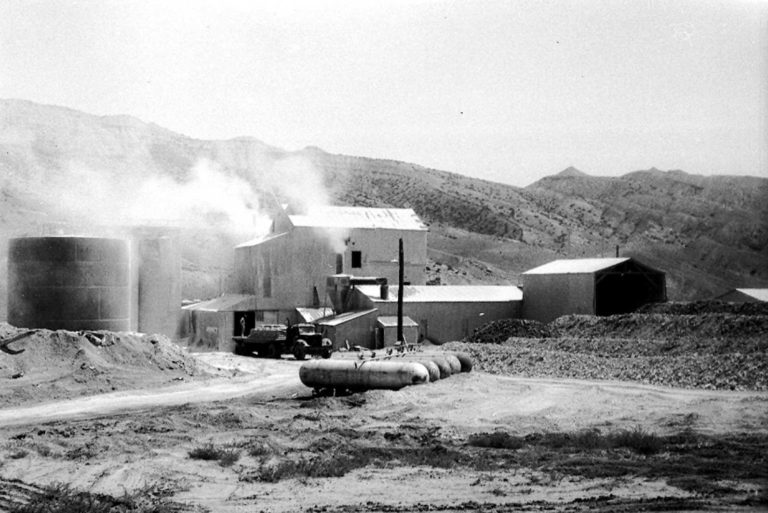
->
[7, 235, 180, 338]
[299, 350, 473, 392]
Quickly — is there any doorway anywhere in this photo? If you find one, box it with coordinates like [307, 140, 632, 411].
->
[234, 311, 256, 337]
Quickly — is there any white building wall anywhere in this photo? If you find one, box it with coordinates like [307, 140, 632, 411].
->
[234, 225, 427, 314]
[364, 299, 521, 344]
[522, 273, 595, 323]
[344, 228, 427, 285]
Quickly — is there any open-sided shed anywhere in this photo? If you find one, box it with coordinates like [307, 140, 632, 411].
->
[522, 258, 666, 323]
[715, 288, 768, 303]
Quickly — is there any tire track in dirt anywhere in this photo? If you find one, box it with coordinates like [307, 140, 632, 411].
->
[0, 366, 302, 428]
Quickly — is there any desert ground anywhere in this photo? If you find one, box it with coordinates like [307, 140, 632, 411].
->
[0, 306, 766, 512]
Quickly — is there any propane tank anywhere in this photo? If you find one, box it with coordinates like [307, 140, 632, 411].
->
[394, 357, 440, 382]
[299, 359, 429, 391]
[442, 351, 473, 372]
[419, 355, 453, 379]
[442, 354, 462, 374]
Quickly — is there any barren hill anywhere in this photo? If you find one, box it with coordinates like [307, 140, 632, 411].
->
[1, 99, 766, 321]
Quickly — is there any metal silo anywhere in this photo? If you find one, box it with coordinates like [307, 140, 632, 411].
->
[7, 236, 131, 331]
[137, 235, 181, 338]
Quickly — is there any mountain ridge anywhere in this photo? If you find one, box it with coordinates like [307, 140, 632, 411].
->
[1, 99, 766, 319]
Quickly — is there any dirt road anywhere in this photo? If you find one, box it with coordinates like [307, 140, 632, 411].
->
[0, 355, 303, 428]
[2, 354, 767, 512]
[2, 353, 765, 436]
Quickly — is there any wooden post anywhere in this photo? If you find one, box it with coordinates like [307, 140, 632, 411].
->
[397, 238, 404, 343]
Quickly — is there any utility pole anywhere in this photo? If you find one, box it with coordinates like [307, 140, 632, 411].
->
[397, 238, 404, 343]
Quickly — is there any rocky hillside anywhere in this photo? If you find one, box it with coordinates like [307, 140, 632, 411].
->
[298, 151, 768, 299]
[1, 99, 766, 319]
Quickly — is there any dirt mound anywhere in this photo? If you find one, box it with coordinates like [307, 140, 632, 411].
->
[0, 323, 213, 407]
[445, 339, 768, 391]
[453, 308, 768, 391]
[551, 313, 768, 343]
[637, 300, 768, 316]
[463, 319, 553, 343]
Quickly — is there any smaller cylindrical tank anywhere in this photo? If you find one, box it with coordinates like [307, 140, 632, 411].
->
[397, 357, 440, 382]
[420, 355, 453, 378]
[442, 351, 474, 372]
[395, 355, 443, 381]
[299, 359, 429, 390]
[137, 235, 181, 338]
[442, 354, 462, 374]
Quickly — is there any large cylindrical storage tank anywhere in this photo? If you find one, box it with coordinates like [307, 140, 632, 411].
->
[7, 237, 131, 331]
[137, 235, 181, 338]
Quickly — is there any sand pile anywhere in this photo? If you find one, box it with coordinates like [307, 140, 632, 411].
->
[0, 323, 213, 407]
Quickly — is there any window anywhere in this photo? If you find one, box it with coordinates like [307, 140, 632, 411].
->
[351, 250, 362, 268]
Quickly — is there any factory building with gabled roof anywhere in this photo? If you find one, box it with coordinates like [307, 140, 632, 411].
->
[234, 205, 428, 325]
[521, 257, 666, 323]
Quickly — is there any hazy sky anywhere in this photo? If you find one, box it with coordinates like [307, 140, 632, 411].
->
[1, 0, 766, 186]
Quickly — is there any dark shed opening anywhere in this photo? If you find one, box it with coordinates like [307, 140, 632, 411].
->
[594, 259, 666, 316]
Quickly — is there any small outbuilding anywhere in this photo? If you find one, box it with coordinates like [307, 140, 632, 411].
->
[182, 294, 258, 352]
[522, 257, 666, 323]
[376, 316, 419, 347]
[317, 309, 379, 351]
[714, 288, 768, 303]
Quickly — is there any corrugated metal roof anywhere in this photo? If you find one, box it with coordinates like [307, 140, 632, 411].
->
[181, 294, 257, 312]
[235, 231, 287, 249]
[289, 207, 428, 231]
[296, 307, 335, 323]
[357, 285, 523, 303]
[523, 258, 630, 275]
[317, 309, 378, 326]
[377, 316, 418, 327]
[736, 289, 768, 302]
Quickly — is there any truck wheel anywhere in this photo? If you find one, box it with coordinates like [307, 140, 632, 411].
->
[321, 347, 332, 359]
[261, 343, 279, 359]
[293, 341, 307, 361]
[234, 345, 248, 356]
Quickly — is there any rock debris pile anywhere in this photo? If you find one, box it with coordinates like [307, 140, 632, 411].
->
[448, 302, 768, 391]
[0, 323, 212, 407]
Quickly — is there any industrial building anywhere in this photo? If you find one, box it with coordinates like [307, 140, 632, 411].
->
[182, 205, 668, 350]
[351, 284, 523, 344]
[521, 257, 666, 323]
[234, 206, 428, 322]
[182, 294, 257, 352]
[715, 288, 768, 303]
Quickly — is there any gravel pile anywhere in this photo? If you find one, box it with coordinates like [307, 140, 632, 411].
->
[452, 307, 768, 391]
[637, 300, 768, 316]
[551, 313, 768, 345]
[463, 319, 554, 343]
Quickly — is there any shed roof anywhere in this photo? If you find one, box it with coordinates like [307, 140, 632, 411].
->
[235, 231, 287, 249]
[523, 258, 631, 275]
[357, 285, 523, 303]
[377, 316, 418, 327]
[317, 309, 378, 327]
[296, 307, 335, 323]
[731, 289, 768, 302]
[289, 207, 428, 231]
[181, 294, 257, 312]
